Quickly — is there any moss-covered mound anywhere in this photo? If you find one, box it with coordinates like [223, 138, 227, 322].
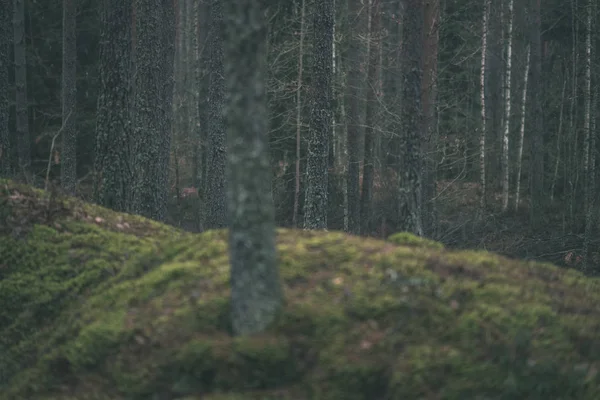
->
[2, 179, 600, 400]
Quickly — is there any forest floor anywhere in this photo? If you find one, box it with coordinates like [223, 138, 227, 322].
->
[2, 178, 600, 399]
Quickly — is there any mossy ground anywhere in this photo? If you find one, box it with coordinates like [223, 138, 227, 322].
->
[2, 179, 600, 399]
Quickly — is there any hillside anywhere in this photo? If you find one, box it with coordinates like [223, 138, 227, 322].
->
[1, 179, 600, 400]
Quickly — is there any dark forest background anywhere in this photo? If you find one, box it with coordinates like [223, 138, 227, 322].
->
[0, 0, 599, 272]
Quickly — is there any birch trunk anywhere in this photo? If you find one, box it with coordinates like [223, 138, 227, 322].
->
[514, 45, 530, 210]
[479, 0, 490, 213]
[500, 0, 513, 212]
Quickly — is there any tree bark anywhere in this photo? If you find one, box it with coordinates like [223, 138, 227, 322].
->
[13, 0, 31, 183]
[0, 0, 10, 177]
[303, 0, 334, 230]
[514, 45, 530, 210]
[398, 0, 423, 236]
[131, 0, 175, 221]
[292, 0, 306, 228]
[528, 0, 544, 230]
[479, 0, 490, 213]
[61, 0, 77, 195]
[94, 0, 133, 212]
[205, 0, 227, 229]
[224, 0, 283, 336]
[345, 0, 365, 235]
[421, 0, 440, 235]
[500, 0, 513, 212]
[359, 0, 381, 235]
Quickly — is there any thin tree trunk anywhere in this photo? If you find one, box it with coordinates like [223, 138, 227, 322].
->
[514, 45, 530, 210]
[479, 0, 490, 213]
[398, 0, 424, 236]
[500, 0, 513, 212]
[61, 0, 77, 194]
[528, 0, 544, 230]
[582, 0, 594, 273]
[13, 0, 31, 183]
[568, 0, 578, 230]
[422, 0, 440, 235]
[292, 0, 306, 228]
[0, 0, 10, 177]
[205, 0, 227, 229]
[303, 0, 334, 230]
[359, 0, 381, 235]
[550, 74, 567, 203]
[345, 0, 364, 234]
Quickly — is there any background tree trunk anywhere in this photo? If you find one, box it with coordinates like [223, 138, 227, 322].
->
[345, 0, 365, 235]
[303, 0, 334, 230]
[422, 0, 440, 235]
[398, 0, 423, 236]
[131, 0, 175, 221]
[93, 0, 133, 212]
[205, 0, 227, 229]
[479, 0, 490, 213]
[0, 0, 10, 177]
[359, 0, 381, 235]
[61, 0, 77, 194]
[528, 0, 544, 230]
[13, 0, 31, 183]
[500, 0, 513, 212]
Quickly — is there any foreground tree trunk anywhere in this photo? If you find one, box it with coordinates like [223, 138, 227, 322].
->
[0, 0, 10, 177]
[224, 0, 283, 336]
[61, 0, 77, 194]
[131, 0, 175, 221]
[398, 0, 423, 236]
[205, 0, 227, 229]
[13, 0, 31, 183]
[303, 0, 334, 230]
[94, 0, 133, 212]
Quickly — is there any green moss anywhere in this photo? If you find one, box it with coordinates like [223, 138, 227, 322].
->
[2, 179, 600, 399]
[387, 231, 445, 249]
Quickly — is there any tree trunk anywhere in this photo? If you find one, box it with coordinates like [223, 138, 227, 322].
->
[514, 45, 530, 210]
[13, 0, 31, 183]
[550, 74, 567, 203]
[345, 0, 364, 235]
[94, 0, 133, 212]
[479, 0, 490, 213]
[223, 0, 283, 336]
[528, 0, 544, 230]
[292, 0, 306, 228]
[303, 0, 334, 230]
[359, 0, 381, 235]
[61, 0, 77, 195]
[500, 0, 513, 212]
[205, 0, 227, 229]
[131, 0, 175, 221]
[0, 0, 10, 177]
[421, 0, 440, 235]
[582, 0, 595, 273]
[398, 0, 423, 236]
